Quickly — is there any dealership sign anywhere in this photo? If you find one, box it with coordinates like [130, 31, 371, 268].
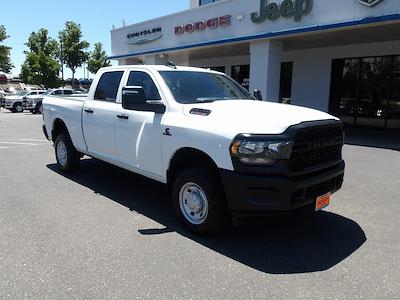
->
[251, 0, 313, 23]
[358, 0, 384, 7]
[127, 27, 162, 44]
[175, 15, 231, 35]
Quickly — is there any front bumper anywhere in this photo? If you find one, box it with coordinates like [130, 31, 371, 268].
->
[220, 161, 345, 215]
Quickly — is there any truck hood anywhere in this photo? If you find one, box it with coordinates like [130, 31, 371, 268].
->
[182, 100, 338, 136]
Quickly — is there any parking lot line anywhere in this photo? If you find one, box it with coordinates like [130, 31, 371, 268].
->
[0, 142, 38, 146]
[19, 139, 48, 142]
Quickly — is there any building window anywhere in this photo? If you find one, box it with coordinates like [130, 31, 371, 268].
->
[279, 62, 293, 104]
[209, 66, 225, 73]
[231, 65, 250, 90]
[199, 0, 218, 6]
[330, 55, 400, 129]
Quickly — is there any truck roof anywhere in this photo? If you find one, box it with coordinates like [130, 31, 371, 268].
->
[98, 65, 223, 74]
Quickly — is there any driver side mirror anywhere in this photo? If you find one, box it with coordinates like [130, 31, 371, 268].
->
[122, 86, 166, 114]
[253, 90, 262, 101]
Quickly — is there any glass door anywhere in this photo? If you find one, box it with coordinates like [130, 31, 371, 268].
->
[387, 57, 400, 129]
[329, 55, 400, 129]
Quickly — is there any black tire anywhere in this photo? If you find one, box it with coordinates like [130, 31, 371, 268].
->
[14, 103, 24, 113]
[172, 167, 230, 234]
[35, 102, 42, 114]
[54, 133, 80, 172]
[30, 109, 36, 114]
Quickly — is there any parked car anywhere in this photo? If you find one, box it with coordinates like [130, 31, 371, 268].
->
[65, 78, 80, 86]
[43, 65, 345, 234]
[0, 74, 8, 83]
[79, 78, 92, 86]
[0, 88, 5, 107]
[10, 76, 23, 83]
[5, 87, 16, 94]
[4, 90, 46, 113]
[25, 88, 75, 114]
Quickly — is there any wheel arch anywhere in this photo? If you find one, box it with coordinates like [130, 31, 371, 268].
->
[51, 118, 71, 142]
[167, 147, 221, 187]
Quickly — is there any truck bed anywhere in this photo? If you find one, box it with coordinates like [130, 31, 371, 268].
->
[43, 94, 88, 153]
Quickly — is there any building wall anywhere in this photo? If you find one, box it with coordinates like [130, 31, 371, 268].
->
[111, 0, 400, 113]
[190, 0, 198, 8]
[283, 40, 400, 111]
[111, 0, 400, 58]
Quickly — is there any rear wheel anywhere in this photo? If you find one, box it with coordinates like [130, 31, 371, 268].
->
[35, 102, 43, 114]
[172, 167, 230, 234]
[54, 134, 80, 172]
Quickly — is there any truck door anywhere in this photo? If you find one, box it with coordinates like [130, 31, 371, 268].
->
[114, 70, 164, 178]
[82, 71, 124, 161]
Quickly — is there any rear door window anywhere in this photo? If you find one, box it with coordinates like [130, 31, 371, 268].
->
[94, 71, 124, 102]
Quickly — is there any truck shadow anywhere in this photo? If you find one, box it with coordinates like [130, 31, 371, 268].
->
[47, 159, 366, 274]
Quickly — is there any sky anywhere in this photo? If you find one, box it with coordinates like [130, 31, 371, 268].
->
[1, 0, 188, 78]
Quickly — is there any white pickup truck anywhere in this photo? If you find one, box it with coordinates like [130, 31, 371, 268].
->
[43, 65, 345, 234]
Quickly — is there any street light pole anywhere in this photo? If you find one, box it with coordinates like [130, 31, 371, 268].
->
[60, 40, 64, 87]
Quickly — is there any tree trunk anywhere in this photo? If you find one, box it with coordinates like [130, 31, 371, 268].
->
[71, 70, 75, 89]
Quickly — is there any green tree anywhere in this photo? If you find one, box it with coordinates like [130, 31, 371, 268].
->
[20, 29, 61, 88]
[87, 42, 111, 75]
[59, 21, 89, 87]
[0, 25, 13, 73]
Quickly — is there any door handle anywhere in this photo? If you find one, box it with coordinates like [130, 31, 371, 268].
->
[84, 108, 94, 114]
[117, 114, 129, 120]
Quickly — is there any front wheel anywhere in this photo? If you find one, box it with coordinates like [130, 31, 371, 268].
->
[54, 134, 80, 172]
[14, 103, 24, 113]
[172, 167, 230, 234]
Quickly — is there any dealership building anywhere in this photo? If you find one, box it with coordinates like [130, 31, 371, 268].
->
[110, 0, 400, 130]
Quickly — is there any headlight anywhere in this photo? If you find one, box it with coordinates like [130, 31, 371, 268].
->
[230, 136, 294, 166]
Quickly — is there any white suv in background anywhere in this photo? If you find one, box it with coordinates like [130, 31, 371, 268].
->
[25, 88, 75, 114]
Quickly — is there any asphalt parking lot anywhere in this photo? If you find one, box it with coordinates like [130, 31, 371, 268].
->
[0, 110, 399, 299]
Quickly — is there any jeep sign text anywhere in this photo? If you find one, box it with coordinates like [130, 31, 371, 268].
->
[251, 0, 313, 23]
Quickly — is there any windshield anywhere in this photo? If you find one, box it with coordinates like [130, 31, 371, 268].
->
[159, 71, 253, 104]
[16, 91, 28, 96]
